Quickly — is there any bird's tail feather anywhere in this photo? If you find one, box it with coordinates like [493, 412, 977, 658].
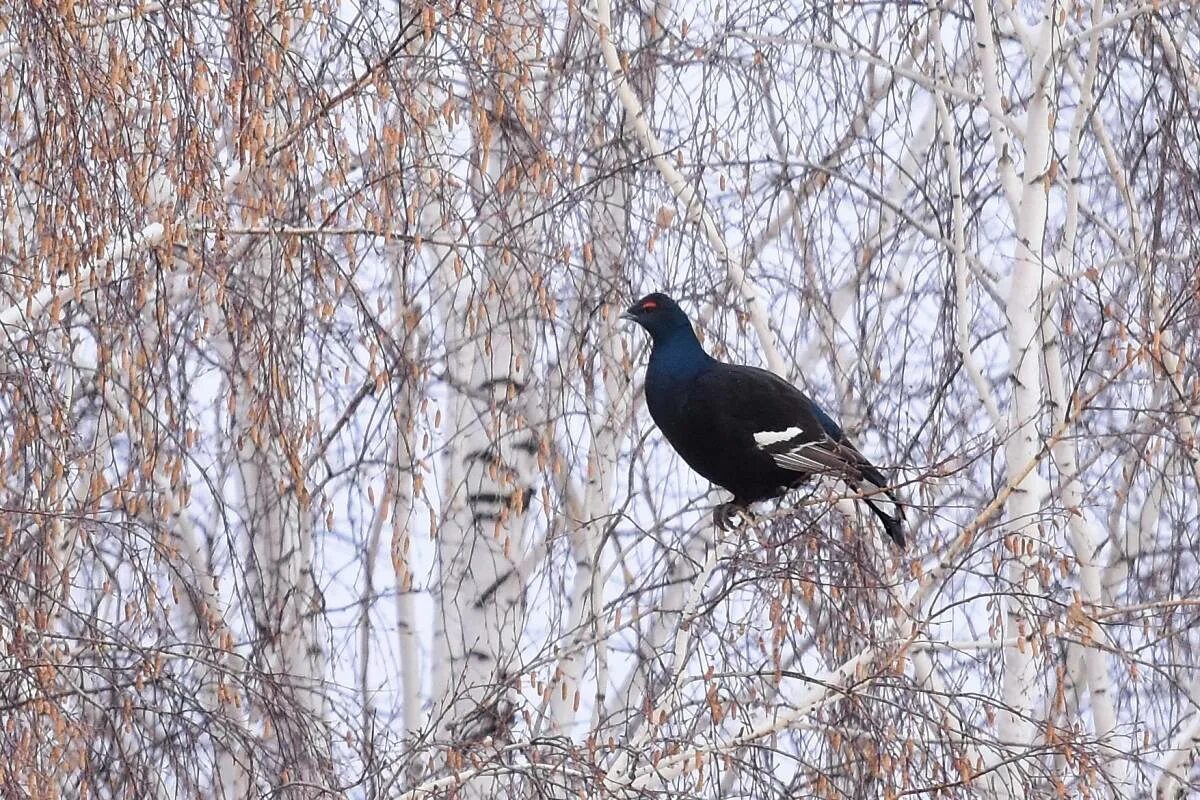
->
[862, 481, 906, 549]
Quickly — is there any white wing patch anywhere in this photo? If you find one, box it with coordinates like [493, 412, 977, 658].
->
[753, 426, 804, 446]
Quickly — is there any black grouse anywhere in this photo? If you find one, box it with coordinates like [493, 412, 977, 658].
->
[622, 292, 905, 548]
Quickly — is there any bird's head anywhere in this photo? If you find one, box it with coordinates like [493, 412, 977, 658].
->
[621, 293, 692, 341]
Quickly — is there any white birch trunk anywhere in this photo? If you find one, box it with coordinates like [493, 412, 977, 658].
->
[1042, 1, 1130, 787]
[430, 6, 547, 794]
[969, 0, 1025, 214]
[1157, 672, 1200, 799]
[391, 305, 423, 768]
[221, 25, 329, 769]
[545, 0, 672, 737]
[995, 0, 1059, 791]
[381, 7, 463, 766]
[603, 521, 712, 735]
[1043, 320, 1129, 792]
[125, 288, 253, 798]
[225, 240, 328, 774]
[934, 86, 1004, 431]
[433, 295, 537, 749]
[548, 168, 631, 734]
[224, 16, 330, 788]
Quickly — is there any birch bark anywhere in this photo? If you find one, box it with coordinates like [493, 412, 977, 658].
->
[995, 2, 1058, 791]
[221, 11, 328, 788]
[430, 7, 549, 795]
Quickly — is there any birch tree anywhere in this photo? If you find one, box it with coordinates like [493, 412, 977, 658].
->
[429, 3, 548, 788]
[2, 1, 1200, 798]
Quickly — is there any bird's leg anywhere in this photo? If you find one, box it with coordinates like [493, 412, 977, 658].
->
[713, 503, 738, 530]
[714, 502, 755, 530]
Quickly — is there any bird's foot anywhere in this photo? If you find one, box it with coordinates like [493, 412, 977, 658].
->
[714, 503, 754, 531]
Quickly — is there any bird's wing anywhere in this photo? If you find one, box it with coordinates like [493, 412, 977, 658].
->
[685, 364, 906, 546]
[741, 379, 906, 542]
[696, 365, 885, 479]
[755, 426, 870, 479]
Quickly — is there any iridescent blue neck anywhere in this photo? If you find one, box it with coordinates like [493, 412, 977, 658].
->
[648, 324, 713, 380]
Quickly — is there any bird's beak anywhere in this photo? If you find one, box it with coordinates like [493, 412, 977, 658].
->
[619, 308, 637, 322]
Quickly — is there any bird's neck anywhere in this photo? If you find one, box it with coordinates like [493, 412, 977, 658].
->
[648, 325, 713, 380]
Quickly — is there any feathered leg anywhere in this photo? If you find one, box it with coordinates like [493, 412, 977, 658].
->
[713, 502, 755, 530]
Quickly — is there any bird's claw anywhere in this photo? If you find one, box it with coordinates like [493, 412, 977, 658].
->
[714, 503, 754, 530]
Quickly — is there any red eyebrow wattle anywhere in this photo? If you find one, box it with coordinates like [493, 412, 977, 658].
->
[642, 301, 658, 310]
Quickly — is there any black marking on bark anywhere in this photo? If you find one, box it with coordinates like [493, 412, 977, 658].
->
[475, 569, 518, 609]
[478, 377, 526, 393]
[464, 447, 502, 465]
[512, 437, 539, 455]
[467, 488, 534, 512]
